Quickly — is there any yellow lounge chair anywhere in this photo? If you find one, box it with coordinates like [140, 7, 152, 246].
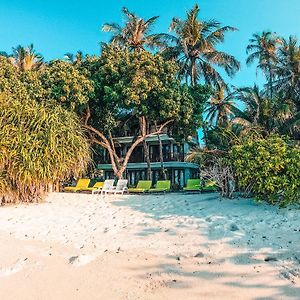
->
[80, 181, 104, 194]
[149, 180, 171, 193]
[64, 178, 90, 192]
[128, 180, 152, 193]
[183, 179, 201, 191]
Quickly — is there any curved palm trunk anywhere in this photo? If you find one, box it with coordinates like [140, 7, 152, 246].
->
[158, 133, 167, 180]
[154, 121, 167, 180]
[143, 140, 152, 180]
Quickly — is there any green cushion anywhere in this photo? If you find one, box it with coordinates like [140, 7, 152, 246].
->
[205, 180, 217, 187]
[148, 188, 169, 192]
[183, 186, 201, 191]
[184, 179, 201, 191]
[128, 181, 152, 193]
[202, 185, 218, 191]
[128, 188, 148, 193]
[203, 180, 218, 191]
[186, 179, 201, 186]
[136, 180, 152, 189]
[149, 180, 171, 192]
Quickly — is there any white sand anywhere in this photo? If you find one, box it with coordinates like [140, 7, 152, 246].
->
[0, 192, 299, 299]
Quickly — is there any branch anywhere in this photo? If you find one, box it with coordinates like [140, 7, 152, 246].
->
[83, 124, 120, 173]
[90, 138, 108, 149]
[83, 105, 91, 126]
[120, 119, 174, 172]
[139, 116, 147, 136]
[149, 119, 174, 136]
[83, 124, 111, 147]
[109, 131, 117, 154]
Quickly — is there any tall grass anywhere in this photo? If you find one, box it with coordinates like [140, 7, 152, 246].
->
[0, 92, 90, 203]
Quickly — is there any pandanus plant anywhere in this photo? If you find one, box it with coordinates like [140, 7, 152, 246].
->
[0, 92, 90, 203]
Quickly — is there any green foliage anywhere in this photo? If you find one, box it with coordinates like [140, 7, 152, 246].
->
[102, 7, 167, 51]
[40, 60, 94, 110]
[12, 44, 44, 71]
[230, 135, 300, 205]
[171, 84, 211, 139]
[0, 56, 26, 96]
[164, 4, 240, 87]
[85, 45, 195, 133]
[19, 70, 47, 101]
[0, 92, 90, 203]
[205, 88, 243, 128]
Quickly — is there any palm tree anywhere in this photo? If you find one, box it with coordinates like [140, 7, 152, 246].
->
[64, 52, 74, 63]
[205, 88, 242, 127]
[273, 36, 300, 105]
[163, 4, 240, 87]
[12, 44, 43, 71]
[246, 31, 282, 99]
[232, 86, 272, 132]
[103, 8, 170, 180]
[0, 51, 10, 57]
[64, 51, 84, 65]
[273, 97, 298, 136]
[102, 7, 167, 51]
[232, 85, 296, 135]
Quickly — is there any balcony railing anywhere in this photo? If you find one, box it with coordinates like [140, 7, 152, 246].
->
[98, 152, 184, 164]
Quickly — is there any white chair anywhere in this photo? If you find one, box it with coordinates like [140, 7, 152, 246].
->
[98, 179, 115, 195]
[103, 179, 128, 195]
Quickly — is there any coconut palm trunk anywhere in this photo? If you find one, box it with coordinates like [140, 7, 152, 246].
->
[158, 134, 167, 180]
[190, 57, 197, 86]
[154, 121, 167, 180]
[268, 62, 274, 99]
[143, 140, 152, 180]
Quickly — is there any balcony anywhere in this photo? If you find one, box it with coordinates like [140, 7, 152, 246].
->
[97, 151, 184, 164]
[129, 152, 184, 163]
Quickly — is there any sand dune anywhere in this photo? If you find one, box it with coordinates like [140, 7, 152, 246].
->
[0, 192, 299, 299]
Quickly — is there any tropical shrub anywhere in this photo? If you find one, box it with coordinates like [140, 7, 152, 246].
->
[0, 92, 90, 203]
[39, 60, 93, 110]
[0, 56, 27, 96]
[230, 135, 300, 205]
[0, 56, 47, 102]
[186, 147, 235, 198]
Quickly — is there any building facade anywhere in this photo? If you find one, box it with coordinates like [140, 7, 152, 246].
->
[97, 134, 199, 188]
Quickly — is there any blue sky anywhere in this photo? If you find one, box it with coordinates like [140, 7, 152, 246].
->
[1, 0, 300, 87]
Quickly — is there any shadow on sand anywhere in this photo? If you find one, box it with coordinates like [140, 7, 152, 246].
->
[112, 192, 300, 299]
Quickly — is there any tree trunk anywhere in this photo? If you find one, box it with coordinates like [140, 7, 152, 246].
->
[157, 131, 167, 180]
[269, 64, 273, 100]
[191, 58, 196, 86]
[143, 140, 152, 180]
[203, 124, 209, 147]
[84, 118, 173, 181]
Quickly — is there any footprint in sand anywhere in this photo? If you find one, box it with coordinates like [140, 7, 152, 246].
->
[68, 254, 96, 267]
[208, 224, 226, 239]
[0, 258, 28, 277]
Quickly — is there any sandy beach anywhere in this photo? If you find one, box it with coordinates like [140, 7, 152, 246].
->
[0, 192, 299, 300]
